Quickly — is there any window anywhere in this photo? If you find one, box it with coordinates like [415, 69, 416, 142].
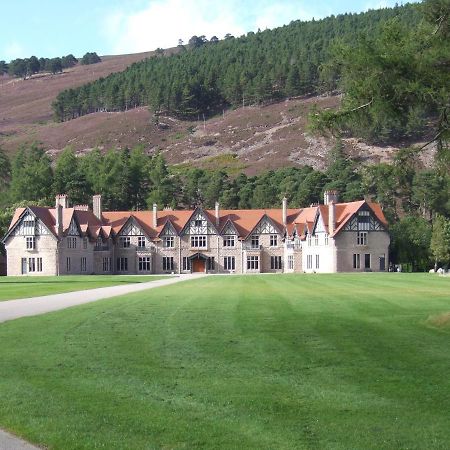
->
[358, 210, 370, 230]
[28, 258, 36, 272]
[163, 236, 174, 248]
[67, 237, 77, 249]
[191, 235, 207, 248]
[357, 231, 368, 246]
[21, 257, 27, 274]
[223, 236, 235, 247]
[353, 254, 361, 269]
[139, 256, 151, 271]
[324, 234, 329, 245]
[247, 255, 259, 270]
[270, 256, 282, 270]
[117, 257, 128, 272]
[314, 235, 319, 246]
[138, 236, 146, 248]
[83, 238, 88, 249]
[307, 255, 313, 269]
[288, 255, 294, 270]
[37, 257, 42, 272]
[224, 256, 235, 271]
[307, 235, 312, 247]
[315, 254, 320, 269]
[102, 257, 111, 272]
[163, 256, 174, 271]
[364, 253, 371, 269]
[81, 257, 87, 272]
[194, 219, 203, 227]
[270, 235, 278, 247]
[120, 237, 131, 248]
[26, 236, 35, 250]
[207, 257, 215, 271]
[182, 257, 191, 271]
[250, 235, 259, 249]
[66, 257, 71, 272]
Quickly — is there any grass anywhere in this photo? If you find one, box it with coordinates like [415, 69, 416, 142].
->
[0, 273, 449, 449]
[0, 275, 168, 301]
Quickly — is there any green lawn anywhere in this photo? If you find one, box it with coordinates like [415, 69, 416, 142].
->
[0, 275, 168, 301]
[0, 274, 449, 449]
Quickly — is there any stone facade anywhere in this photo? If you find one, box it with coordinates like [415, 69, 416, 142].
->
[3, 192, 390, 276]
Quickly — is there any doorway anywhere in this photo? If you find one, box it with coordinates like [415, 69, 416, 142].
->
[192, 258, 206, 273]
[379, 255, 386, 271]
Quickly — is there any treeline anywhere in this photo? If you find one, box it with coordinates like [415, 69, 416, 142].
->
[0, 143, 449, 270]
[0, 52, 101, 79]
[51, 5, 420, 121]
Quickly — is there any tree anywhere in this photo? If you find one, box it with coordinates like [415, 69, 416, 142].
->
[81, 52, 101, 65]
[430, 214, 450, 269]
[27, 56, 40, 76]
[0, 146, 11, 206]
[48, 57, 63, 74]
[0, 60, 8, 74]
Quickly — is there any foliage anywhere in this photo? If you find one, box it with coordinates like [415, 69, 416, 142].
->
[430, 214, 450, 267]
[310, 0, 450, 153]
[51, 5, 420, 121]
[80, 52, 101, 65]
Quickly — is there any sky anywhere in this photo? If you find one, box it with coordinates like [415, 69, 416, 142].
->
[0, 0, 414, 61]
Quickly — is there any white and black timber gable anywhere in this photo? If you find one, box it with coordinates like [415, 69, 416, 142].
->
[159, 220, 177, 236]
[220, 219, 239, 237]
[343, 204, 386, 232]
[3, 208, 53, 242]
[181, 208, 218, 235]
[118, 217, 148, 237]
[249, 215, 282, 237]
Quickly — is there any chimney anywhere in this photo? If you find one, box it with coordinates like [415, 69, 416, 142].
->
[324, 190, 338, 205]
[93, 194, 102, 220]
[55, 194, 69, 209]
[152, 204, 158, 228]
[328, 201, 336, 235]
[215, 201, 220, 227]
[282, 197, 287, 226]
[55, 204, 63, 237]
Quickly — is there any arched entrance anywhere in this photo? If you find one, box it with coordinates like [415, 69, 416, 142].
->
[189, 253, 208, 273]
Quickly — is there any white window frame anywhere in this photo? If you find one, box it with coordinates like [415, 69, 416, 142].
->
[353, 253, 361, 269]
[182, 257, 191, 271]
[324, 233, 329, 245]
[28, 258, 36, 272]
[163, 256, 174, 271]
[224, 256, 235, 271]
[138, 256, 151, 271]
[307, 255, 313, 269]
[269, 235, 278, 247]
[270, 255, 282, 270]
[190, 235, 207, 248]
[314, 235, 319, 246]
[67, 237, 77, 249]
[83, 237, 88, 249]
[223, 236, 235, 247]
[120, 237, 131, 248]
[250, 235, 260, 249]
[103, 257, 111, 272]
[288, 255, 294, 270]
[138, 236, 146, 248]
[315, 254, 320, 269]
[247, 255, 259, 270]
[357, 231, 368, 246]
[163, 236, 174, 248]
[37, 257, 43, 272]
[26, 236, 36, 250]
[117, 257, 128, 272]
[66, 257, 71, 272]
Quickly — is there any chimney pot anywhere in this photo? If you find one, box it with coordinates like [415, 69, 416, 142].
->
[93, 194, 102, 220]
[215, 201, 220, 226]
[282, 197, 287, 226]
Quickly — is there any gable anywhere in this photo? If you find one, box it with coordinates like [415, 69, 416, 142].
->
[250, 216, 280, 235]
[160, 221, 177, 236]
[8, 210, 52, 238]
[343, 207, 385, 232]
[118, 217, 146, 236]
[182, 209, 217, 235]
[313, 214, 326, 234]
[221, 220, 238, 236]
[67, 218, 80, 236]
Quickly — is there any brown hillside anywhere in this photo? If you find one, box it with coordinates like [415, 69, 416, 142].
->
[0, 51, 433, 174]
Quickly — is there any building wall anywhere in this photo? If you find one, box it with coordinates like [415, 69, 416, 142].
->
[5, 234, 58, 276]
[335, 231, 390, 272]
[302, 234, 336, 273]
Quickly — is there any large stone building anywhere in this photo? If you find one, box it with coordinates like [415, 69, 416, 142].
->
[2, 191, 390, 276]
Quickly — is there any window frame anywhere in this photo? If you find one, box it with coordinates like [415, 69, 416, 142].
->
[246, 255, 259, 270]
[163, 236, 174, 248]
[190, 235, 207, 248]
[224, 256, 235, 271]
[223, 235, 235, 247]
[269, 235, 278, 247]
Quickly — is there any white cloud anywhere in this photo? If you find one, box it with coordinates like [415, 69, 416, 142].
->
[102, 0, 320, 55]
[2, 41, 27, 61]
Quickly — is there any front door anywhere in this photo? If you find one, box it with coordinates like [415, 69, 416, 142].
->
[21, 257, 27, 275]
[192, 259, 206, 273]
[379, 255, 386, 271]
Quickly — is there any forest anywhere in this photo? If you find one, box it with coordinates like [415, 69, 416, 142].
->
[51, 5, 420, 123]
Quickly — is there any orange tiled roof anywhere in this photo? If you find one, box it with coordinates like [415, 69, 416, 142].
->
[6, 201, 387, 241]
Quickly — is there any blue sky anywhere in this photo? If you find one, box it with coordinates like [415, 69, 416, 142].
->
[1, 0, 415, 61]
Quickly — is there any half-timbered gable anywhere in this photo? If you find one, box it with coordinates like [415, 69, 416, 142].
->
[343, 205, 386, 232]
[221, 220, 238, 237]
[67, 217, 81, 236]
[6, 209, 53, 239]
[248, 215, 281, 237]
[181, 208, 217, 235]
[159, 220, 177, 236]
[118, 217, 147, 236]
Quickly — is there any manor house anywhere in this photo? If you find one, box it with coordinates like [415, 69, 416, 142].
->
[3, 191, 390, 276]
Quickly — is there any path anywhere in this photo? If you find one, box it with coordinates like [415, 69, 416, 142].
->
[0, 274, 204, 449]
[0, 274, 201, 324]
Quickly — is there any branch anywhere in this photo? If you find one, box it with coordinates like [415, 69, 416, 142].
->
[418, 128, 447, 151]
